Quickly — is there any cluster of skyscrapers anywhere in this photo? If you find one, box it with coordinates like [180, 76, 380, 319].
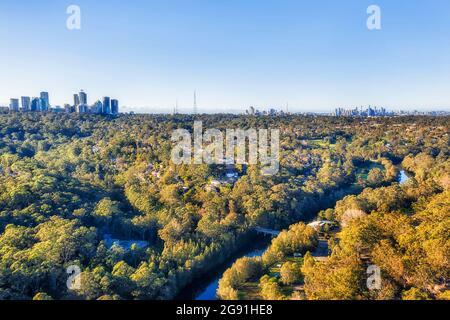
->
[8, 92, 50, 113]
[69, 90, 119, 115]
[245, 106, 288, 116]
[332, 106, 449, 117]
[7, 90, 119, 115]
[333, 106, 394, 117]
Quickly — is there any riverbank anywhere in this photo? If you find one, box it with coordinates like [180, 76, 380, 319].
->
[214, 169, 412, 300]
[176, 235, 271, 300]
[174, 163, 404, 300]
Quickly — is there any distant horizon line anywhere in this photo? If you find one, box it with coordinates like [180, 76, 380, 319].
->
[2, 90, 449, 113]
[1, 98, 449, 114]
[125, 106, 450, 114]
[1, 103, 449, 113]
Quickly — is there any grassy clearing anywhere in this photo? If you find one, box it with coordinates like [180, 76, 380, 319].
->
[308, 139, 336, 149]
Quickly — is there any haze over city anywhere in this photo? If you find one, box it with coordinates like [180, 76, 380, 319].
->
[1, 0, 450, 113]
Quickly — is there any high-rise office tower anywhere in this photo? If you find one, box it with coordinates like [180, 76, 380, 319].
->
[39, 98, 47, 111]
[79, 90, 87, 105]
[111, 99, 119, 115]
[64, 104, 73, 113]
[9, 99, 19, 111]
[74, 94, 80, 106]
[77, 104, 88, 113]
[21, 96, 31, 111]
[92, 100, 103, 114]
[102, 97, 111, 114]
[40, 92, 50, 111]
[31, 98, 40, 111]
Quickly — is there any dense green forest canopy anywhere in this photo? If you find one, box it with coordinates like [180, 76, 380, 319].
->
[217, 146, 449, 301]
[0, 112, 448, 300]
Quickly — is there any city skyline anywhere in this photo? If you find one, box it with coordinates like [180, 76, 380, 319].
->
[4, 89, 119, 115]
[4, 88, 448, 116]
[3, 89, 450, 114]
[1, 1, 450, 113]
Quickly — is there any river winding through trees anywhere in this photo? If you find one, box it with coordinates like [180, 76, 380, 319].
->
[177, 169, 410, 300]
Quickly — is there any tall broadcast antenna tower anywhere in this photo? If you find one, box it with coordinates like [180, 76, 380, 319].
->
[193, 90, 198, 115]
[174, 99, 179, 115]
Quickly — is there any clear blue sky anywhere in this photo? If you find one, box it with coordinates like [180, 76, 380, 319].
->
[1, 0, 450, 113]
